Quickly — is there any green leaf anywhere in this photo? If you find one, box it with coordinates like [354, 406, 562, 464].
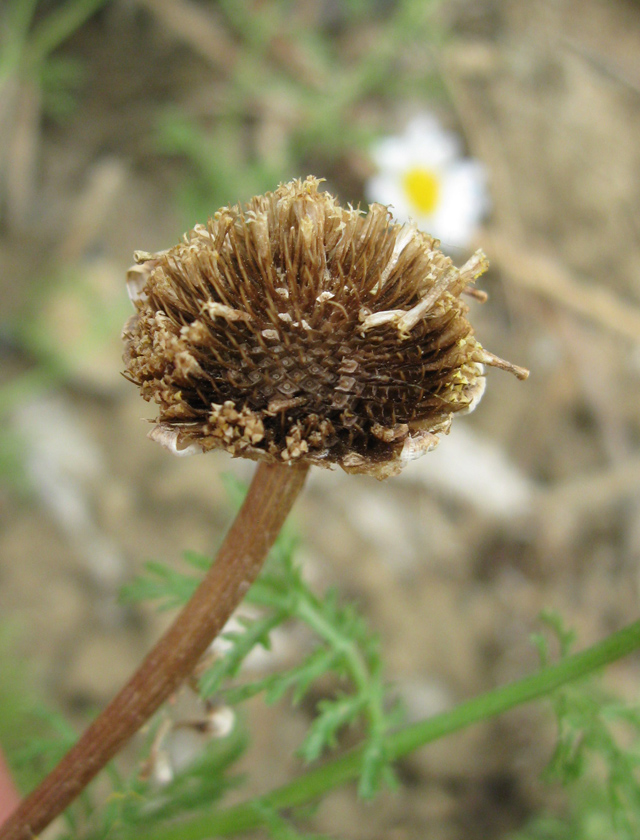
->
[299, 694, 366, 764]
[199, 612, 286, 699]
[119, 560, 200, 611]
[359, 739, 398, 800]
[182, 550, 213, 572]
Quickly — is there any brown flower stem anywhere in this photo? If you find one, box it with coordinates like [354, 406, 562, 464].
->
[0, 460, 309, 840]
[0, 750, 19, 826]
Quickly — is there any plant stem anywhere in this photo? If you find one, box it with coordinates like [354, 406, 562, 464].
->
[0, 460, 309, 840]
[136, 617, 640, 839]
[0, 0, 38, 84]
[27, 0, 109, 65]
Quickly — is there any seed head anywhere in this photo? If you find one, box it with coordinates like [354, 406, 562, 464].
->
[123, 177, 527, 479]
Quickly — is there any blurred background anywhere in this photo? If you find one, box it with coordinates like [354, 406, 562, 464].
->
[1, 1, 640, 838]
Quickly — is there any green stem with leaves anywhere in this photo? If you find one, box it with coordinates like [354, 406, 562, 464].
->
[294, 596, 389, 796]
[133, 617, 640, 840]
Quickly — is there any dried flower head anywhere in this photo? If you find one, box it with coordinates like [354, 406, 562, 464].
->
[123, 177, 527, 479]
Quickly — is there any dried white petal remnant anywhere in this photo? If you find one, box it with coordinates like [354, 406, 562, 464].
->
[123, 177, 527, 478]
[148, 426, 204, 457]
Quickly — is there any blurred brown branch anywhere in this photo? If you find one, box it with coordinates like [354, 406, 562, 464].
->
[490, 232, 640, 346]
[136, 0, 238, 70]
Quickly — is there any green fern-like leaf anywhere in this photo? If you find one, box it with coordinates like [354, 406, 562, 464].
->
[525, 612, 640, 840]
[199, 612, 286, 698]
[299, 694, 366, 763]
[120, 558, 202, 611]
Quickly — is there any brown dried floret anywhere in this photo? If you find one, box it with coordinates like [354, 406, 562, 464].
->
[123, 176, 527, 478]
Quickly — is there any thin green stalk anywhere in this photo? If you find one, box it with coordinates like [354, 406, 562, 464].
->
[135, 617, 640, 840]
[0, 0, 39, 82]
[27, 0, 108, 65]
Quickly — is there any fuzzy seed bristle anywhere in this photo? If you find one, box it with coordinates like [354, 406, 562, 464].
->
[123, 176, 527, 478]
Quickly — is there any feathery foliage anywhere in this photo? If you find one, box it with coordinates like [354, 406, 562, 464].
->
[5, 530, 640, 838]
[124, 473, 398, 799]
[512, 612, 640, 840]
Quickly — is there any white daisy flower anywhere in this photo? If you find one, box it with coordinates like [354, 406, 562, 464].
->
[366, 114, 488, 250]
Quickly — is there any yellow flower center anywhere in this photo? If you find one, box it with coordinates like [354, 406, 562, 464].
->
[402, 167, 441, 215]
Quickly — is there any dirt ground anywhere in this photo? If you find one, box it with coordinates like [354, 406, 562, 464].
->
[2, 1, 640, 838]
